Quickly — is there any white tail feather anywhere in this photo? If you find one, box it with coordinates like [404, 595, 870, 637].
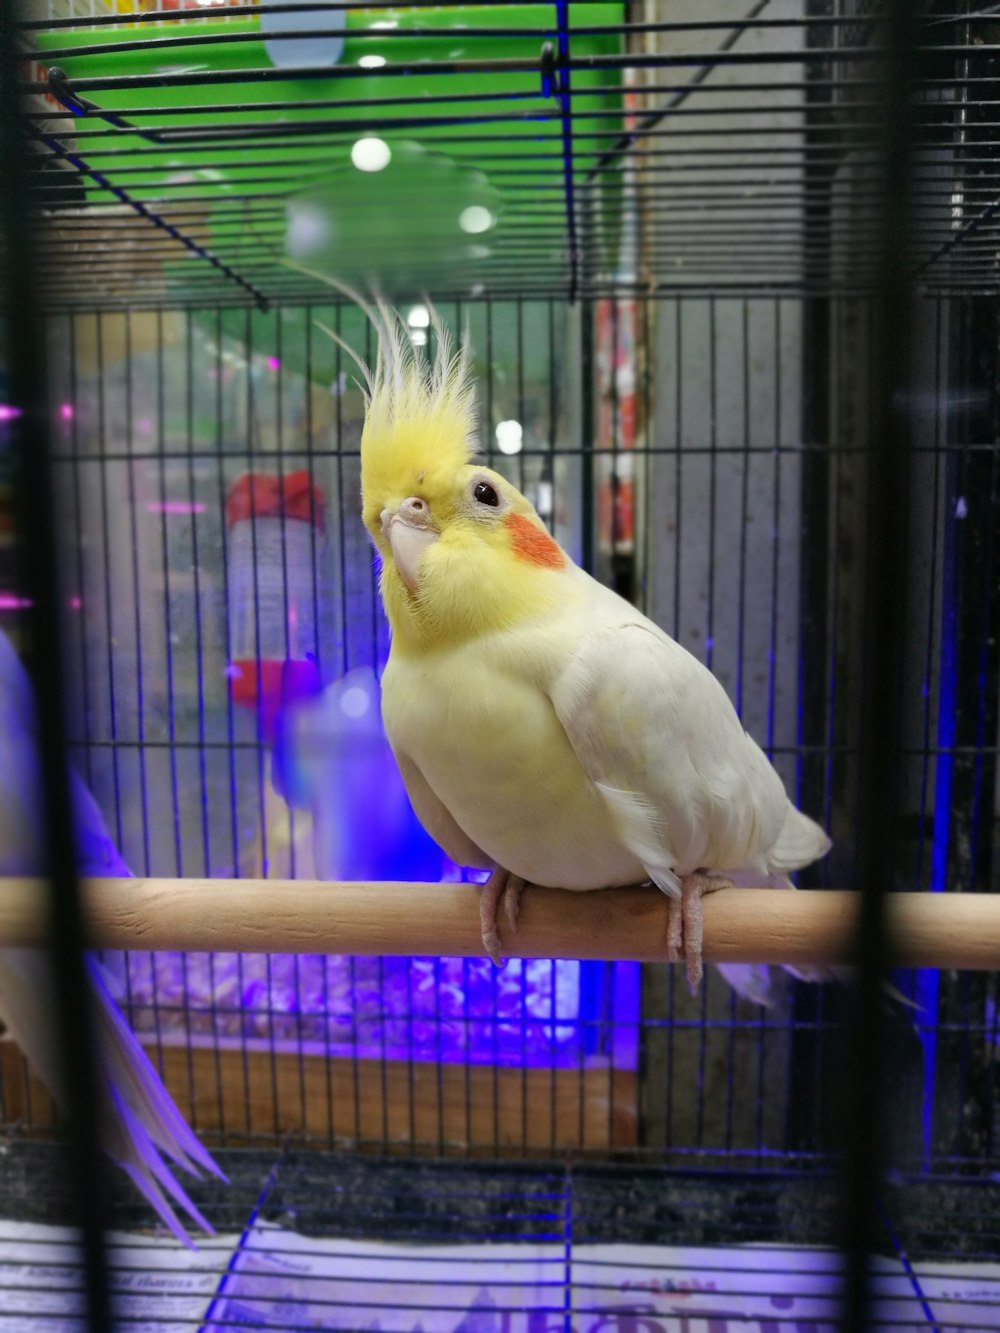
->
[89, 959, 224, 1182]
[0, 948, 224, 1244]
[714, 963, 777, 1008]
[111, 1087, 215, 1248]
[768, 804, 832, 872]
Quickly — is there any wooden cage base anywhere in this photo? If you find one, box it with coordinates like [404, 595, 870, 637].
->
[0, 1034, 637, 1154]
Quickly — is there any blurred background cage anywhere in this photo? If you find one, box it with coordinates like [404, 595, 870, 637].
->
[1, 1, 1000, 1329]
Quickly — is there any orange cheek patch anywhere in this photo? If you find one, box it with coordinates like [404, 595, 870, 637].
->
[505, 513, 565, 569]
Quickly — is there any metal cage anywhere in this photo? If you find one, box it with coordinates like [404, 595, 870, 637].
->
[1, 2, 999, 1329]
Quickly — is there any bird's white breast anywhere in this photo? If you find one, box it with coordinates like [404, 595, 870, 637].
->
[381, 633, 646, 890]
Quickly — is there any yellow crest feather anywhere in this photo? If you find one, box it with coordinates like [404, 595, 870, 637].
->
[294, 263, 478, 535]
[360, 298, 477, 493]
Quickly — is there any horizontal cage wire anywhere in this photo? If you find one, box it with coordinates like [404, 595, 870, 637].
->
[9, 0, 1000, 306]
[0, 1, 999, 1331]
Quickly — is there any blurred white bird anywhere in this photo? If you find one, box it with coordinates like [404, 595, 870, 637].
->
[0, 629, 225, 1243]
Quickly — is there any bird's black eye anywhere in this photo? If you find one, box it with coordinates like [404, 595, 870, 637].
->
[473, 480, 500, 507]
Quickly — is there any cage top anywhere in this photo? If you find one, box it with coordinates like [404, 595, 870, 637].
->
[12, 2, 1000, 311]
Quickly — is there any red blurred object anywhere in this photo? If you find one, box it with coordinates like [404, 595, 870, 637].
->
[141, 0, 231, 10]
[225, 469, 325, 530]
[595, 298, 637, 556]
[597, 470, 635, 553]
[228, 659, 321, 738]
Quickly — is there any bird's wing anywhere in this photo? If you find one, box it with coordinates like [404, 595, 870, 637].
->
[393, 749, 493, 872]
[548, 620, 791, 895]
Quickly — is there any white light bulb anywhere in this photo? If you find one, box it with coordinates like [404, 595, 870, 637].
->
[359, 54, 386, 68]
[340, 686, 370, 719]
[410, 329, 428, 347]
[406, 304, 430, 329]
[286, 203, 330, 258]
[495, 419, 523, 455]
[351, 137, 391, 172]
[459, 205, 494, 234]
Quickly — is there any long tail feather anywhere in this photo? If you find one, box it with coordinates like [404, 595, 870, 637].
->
[112, 1088, 216, 1248]
[711, 877, 920, 1011]
[87, 958, 226, 1183]
[0, 948, 224, 1243]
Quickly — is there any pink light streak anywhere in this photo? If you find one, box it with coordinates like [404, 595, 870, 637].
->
[266, 356, 280, 371]
[146, 501, 207, 515]
[60, 403, 74, 421]
[0, 406, 21, 422]
[0, 595, 84, 611]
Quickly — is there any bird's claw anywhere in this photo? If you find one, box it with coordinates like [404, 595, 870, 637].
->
[480, 867, 525, 968]
[666, 893, 683, 964]
[669, 873, 733, 995]
[483, 930, 507, 969]
[503, 875, 524, 933]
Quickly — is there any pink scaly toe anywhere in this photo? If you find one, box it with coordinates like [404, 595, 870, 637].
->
[674, 873, 734, 995]
[480, 866, 513, 967]
[666, 892, 683, 964]
[503, 875, 525, 933]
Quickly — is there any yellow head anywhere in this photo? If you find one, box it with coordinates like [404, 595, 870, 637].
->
[330, 299, 570, 651]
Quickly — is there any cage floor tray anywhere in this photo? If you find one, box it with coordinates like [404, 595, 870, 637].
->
[2, 1217, 997, 1330]
[0, 1148, 997, 1330]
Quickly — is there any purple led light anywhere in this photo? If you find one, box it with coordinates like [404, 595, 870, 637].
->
[0, 594, 32, 611]
[60, 403, 74, 421]
[0, 405, 21, 422]
[266, 356, 281, 371]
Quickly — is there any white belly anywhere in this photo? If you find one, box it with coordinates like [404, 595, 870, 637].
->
[381, 650, 644, 890]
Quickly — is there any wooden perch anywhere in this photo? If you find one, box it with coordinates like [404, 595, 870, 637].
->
[0, 878, 998, 969]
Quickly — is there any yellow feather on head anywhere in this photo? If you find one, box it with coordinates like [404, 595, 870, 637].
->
[307, 280, 477, 546]
[358, 301, 478, 547]
[303, 268, 569, 650]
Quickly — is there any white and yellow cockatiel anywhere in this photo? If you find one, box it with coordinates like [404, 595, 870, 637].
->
[0, 629, 224, 1243]
[321, 297, 831, 992]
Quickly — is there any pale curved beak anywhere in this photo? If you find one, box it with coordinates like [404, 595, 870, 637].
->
[380, 498, 438, 593]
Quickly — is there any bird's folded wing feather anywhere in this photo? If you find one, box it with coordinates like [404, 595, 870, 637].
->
[548, 620, 789, 895]
[393, 749, 493, 872]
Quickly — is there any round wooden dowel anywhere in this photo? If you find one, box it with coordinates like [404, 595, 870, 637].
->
[0, 877, 998, 969]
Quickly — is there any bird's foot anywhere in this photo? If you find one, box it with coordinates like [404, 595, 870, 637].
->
[666, 872, 733, 994]
[503, 874, 524, 933]
[479, 866, 526, 967]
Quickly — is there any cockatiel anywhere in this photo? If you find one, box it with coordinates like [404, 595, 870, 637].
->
[0, 629, 225, 1243]
[318, 295, 831, 991]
